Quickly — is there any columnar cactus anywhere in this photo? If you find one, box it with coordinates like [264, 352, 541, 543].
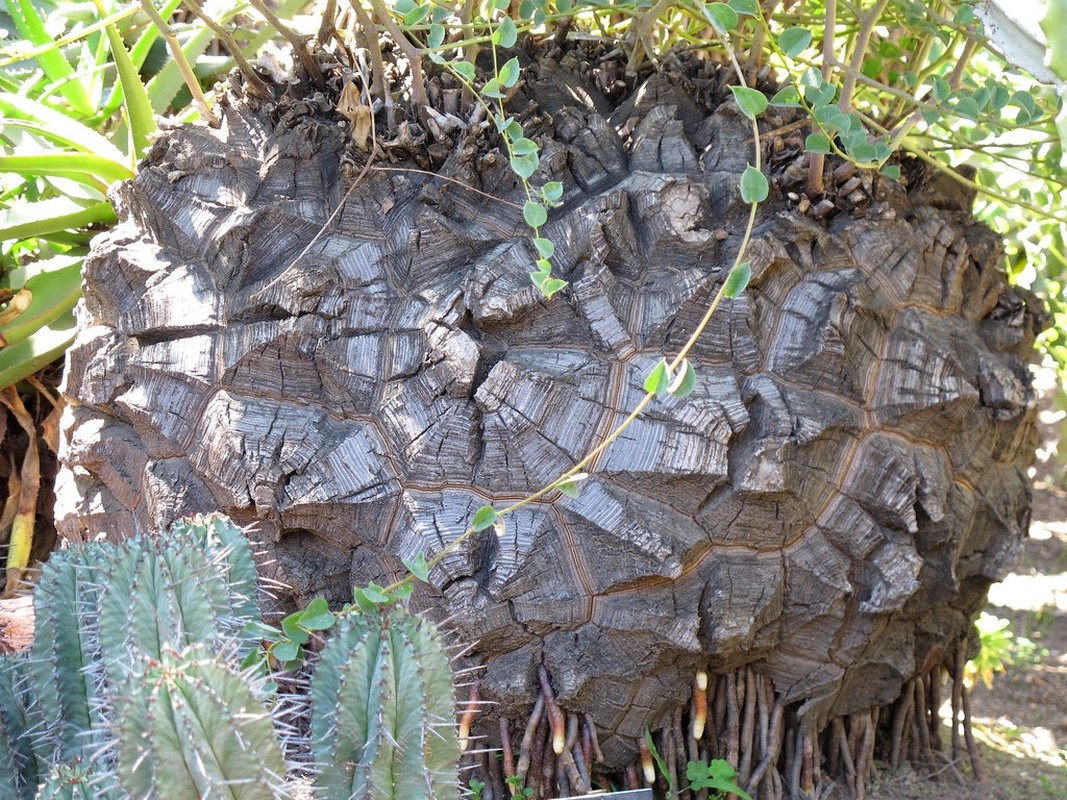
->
[37, 759, 124, 800]
[3, 514, 462, 800]
[28, 545, 108, 762]
[310, 607, 460, 800]
[115, 645, 287, 800]
[0, 654, 40, 800]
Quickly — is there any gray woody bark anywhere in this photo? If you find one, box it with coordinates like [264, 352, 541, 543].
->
[56, 60, 1043, 780]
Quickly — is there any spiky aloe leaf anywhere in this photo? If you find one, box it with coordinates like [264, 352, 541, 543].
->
[0, 654, 41, 799]
[115, 646, 286, 800]
[310, 607, 459, 800]
[29, 545, 108, 762]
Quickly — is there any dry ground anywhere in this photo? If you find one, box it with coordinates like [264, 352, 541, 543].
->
[870, 366, 1067, 800]
[868, 486, 1067, 800]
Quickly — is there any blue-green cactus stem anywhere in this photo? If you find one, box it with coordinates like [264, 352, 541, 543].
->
[28, 545, 108, 762]
[0, 654, 42, 800]
[310, 606, 459, 800]
[115, 645, 287, 800]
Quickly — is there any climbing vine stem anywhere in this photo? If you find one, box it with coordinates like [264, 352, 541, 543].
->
[386, 10, 767, 592]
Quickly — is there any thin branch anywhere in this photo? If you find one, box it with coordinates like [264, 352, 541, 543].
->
[246, 0, 325, 90]
[180, 0, 272, 99]
[139, 0, 217, 124]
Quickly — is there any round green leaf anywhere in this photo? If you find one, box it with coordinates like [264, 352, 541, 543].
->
[778, 27, 812, 58]
[722, 261, 752, 298]
[541, 277, 567, 297]
[727, 0, 758, 15]
[402, 552, 430, 582]
[428, 23, 446, 49]
[512, 137, 538, 156]
[499, 57, 521, 88]
[272, 640, 300, 663]
[472, 505, 498, 531]
[667, 359, 697, 399]
[494, 16, 518, 48]
[533, 237, 555, 259]
[703, 2, 738, 33]
[804, 132, 832, 154]
[730, 86, 768, 119]
[523, 201, 548, 228]
[542, 181, 564, 203]
[481, 77, 505, 99]
[510, 152, 539, 179]
[403, 4, 430, 26]
[739, 165, 769, 203]
[453, 61, 476, 82]
[769, 86, 800, 107]
[644, 358, 672, 396]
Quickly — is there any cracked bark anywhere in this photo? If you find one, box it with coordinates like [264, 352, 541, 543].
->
[56, 53, 1044, 796]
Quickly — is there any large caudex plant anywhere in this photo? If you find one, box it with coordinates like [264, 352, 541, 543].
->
[0, 514, 460, 800]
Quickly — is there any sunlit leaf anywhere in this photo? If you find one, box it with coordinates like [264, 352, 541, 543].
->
[730, 86, 768, 119]
[472, 505, 498, 531]
[723, 262, 752, 298]
[739, 165, 769, 203]
[778, 27, 813, 58]
[523, 201, 548, 227]
[644, 358, 671, 396]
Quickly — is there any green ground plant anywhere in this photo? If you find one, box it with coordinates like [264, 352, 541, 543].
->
[0, 513, 460, 800]
[966, 610, 1051, 689]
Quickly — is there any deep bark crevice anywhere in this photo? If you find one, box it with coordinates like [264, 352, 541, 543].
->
[56, 40, 1045, 798]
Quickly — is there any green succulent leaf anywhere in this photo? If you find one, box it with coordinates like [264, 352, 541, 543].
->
[494, 16, 518, 48]
[533, 237, 555, 259]
[778, 27, 813, 58]
[542, 181, 564, 203]
[402, 552, 431, 582]
[499, 56, 521, 88]
[299, 597, 336, 631]
[644, 358, 672, 397]
[667, 359, 697, 398]
[704, 2, 739, 33]
[556, 472, 588, 498]
[805, 132, 832, 154]
[511, 137, 538, 156]
[511, 152, 540, 179]
[769, 86, 801, 107]
[102, 21, 157, 161]
[727, 0, 758, 15]
[272, 639, 300, 663]
[541, 277, 567, 297]
[428, 23, 446, 48]
[523, 201, 548, 228]
[453, 61, 476, 82]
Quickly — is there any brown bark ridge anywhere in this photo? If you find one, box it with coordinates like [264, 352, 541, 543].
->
[56, 51, 1044, 795]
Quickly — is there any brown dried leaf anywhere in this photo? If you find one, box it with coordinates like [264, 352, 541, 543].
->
[0, 290, 31, 327]
[0, 389, 38, 599]
[337, 80, 373, 151]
